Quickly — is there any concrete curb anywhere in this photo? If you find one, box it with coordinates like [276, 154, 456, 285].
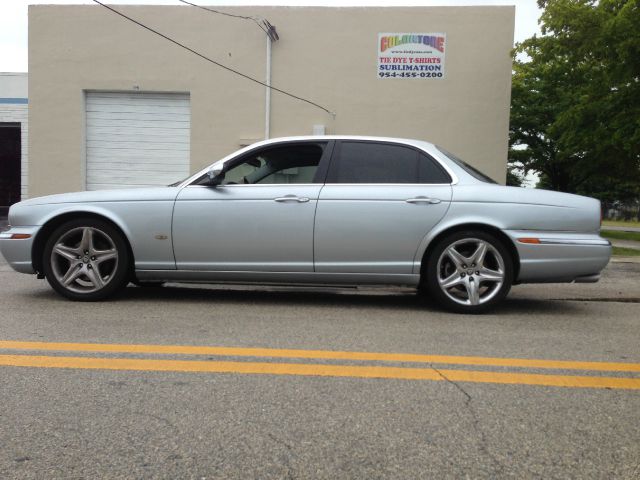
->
[611, 256, 640, 264]
[602, 225, 640, 233]
[609, 239, 640, 250]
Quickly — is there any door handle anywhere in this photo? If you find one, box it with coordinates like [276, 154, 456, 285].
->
[405, 197, 441, 204]
[274, 196, 310, 203]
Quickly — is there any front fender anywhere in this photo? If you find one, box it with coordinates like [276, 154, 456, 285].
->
[24, 201, 176, 271]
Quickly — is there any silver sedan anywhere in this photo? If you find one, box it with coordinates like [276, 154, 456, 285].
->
[0, 136, 611, 313]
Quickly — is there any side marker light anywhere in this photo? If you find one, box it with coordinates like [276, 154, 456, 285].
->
[517, 238, 541, 244]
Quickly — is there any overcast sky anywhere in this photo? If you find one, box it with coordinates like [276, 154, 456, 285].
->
[0, 0, 541, 72]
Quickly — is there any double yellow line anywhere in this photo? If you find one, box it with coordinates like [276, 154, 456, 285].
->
[0, 340, 639, 390]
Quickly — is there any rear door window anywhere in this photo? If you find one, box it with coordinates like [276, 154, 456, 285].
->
[327, 141, 450, 184]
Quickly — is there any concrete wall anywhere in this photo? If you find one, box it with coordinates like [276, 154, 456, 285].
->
[0, 72, 28, 199]
[28, 5, 514, 196]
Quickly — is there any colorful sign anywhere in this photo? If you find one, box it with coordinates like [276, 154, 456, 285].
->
[377, 33, 446, 79]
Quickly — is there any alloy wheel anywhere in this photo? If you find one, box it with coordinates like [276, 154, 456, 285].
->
[436, 237, 505, 306]
[49, 226, 119, 294]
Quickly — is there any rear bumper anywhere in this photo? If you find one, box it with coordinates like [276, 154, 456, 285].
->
[505, 231, 612, 284]
[0, 226, 40, 274]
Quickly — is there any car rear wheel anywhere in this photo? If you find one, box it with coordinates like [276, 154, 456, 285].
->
[424, 231, 513, 313]
[43, 218, 130, 301]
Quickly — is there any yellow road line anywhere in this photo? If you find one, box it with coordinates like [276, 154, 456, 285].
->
[0, 354, 638, 390]
[0, 340, 639, 373]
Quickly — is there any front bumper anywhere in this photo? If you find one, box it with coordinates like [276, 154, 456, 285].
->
[505, 230, 612, 284]
[0, 226, 40, 274]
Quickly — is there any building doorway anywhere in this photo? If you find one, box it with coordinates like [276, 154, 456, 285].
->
[0, 122, 21, 212]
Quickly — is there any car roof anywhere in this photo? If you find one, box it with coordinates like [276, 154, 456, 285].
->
[251, 135, 434, 150]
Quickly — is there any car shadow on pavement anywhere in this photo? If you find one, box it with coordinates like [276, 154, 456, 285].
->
[108, 284, 584, 316]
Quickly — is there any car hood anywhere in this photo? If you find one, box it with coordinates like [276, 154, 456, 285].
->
[17, 187, 180, 206]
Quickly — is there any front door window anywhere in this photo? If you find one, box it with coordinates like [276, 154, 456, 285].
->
[198, 143, 326, 186]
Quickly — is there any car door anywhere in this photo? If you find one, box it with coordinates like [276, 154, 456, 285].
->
[173, 141, 333, 272]
[314, 140, 452, 274]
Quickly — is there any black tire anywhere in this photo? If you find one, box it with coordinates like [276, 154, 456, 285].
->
[423, 230, 513, 314]
[42, 218, 130, 301]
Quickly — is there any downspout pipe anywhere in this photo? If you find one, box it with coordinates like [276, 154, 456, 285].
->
[264, 34, 272, 140]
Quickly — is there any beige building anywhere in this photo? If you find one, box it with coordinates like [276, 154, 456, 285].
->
[28, 4, 514, 197]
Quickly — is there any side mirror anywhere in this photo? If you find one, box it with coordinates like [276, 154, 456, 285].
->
[207, 166, 225, 186]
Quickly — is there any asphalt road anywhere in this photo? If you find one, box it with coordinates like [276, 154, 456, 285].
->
[0, 256, 639, 479]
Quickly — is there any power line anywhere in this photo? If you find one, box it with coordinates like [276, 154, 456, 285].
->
[90, 0, 335, 116]
[177, 1, 278, 42]
[177, 0, 269, 36]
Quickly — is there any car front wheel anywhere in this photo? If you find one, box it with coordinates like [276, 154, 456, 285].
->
[424, 231, 513, 313]
[43, 218, 130, 301]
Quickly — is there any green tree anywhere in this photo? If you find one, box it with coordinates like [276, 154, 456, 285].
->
[509, 0, 640, 202]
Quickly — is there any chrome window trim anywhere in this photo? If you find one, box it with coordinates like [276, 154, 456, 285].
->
[321, 183, 454, 187]
[179, 136, 460, 189]
[185, 183, 454, 188]
[184, 184, 320, 188]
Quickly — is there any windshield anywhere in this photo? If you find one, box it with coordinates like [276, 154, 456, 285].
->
[436, 146, 497, 184]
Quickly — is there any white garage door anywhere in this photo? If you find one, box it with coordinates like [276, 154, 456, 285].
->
[85, 92, 190, 190]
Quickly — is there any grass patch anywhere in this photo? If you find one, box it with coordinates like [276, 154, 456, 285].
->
[612, 246, 640, 257]
[601, 229, 640, 242]
[602, 220, 640, 228]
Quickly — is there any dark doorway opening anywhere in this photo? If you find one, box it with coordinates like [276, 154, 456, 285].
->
[0, 123, 21, 212]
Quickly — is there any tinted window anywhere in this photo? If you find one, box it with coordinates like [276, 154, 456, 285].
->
[196, 143, 326, 185]
[418, 152, 452, 184]
[328, 142, 450, 184]
[436, 146, 497, 184]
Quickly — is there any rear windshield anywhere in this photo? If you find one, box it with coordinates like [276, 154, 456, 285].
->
[436, 146, 497, 184]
